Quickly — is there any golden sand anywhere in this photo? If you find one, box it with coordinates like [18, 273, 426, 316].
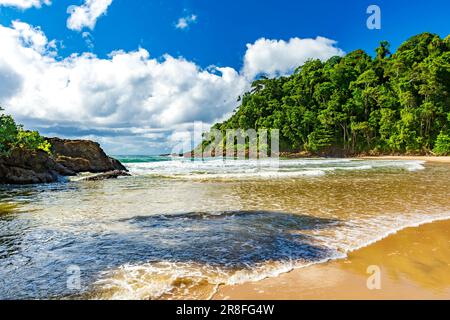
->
[360, 156, 450, 163]
[213, 219, 450, 300]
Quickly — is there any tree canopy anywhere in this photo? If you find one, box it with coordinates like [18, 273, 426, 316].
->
[209, 33, 450, 156]
[0, 107, 51, 156]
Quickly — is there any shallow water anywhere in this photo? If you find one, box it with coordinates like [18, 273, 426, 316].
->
[0, 158, 449, 299]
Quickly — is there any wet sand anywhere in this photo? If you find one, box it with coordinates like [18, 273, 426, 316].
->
[3, 159, 449, 299]
[213, 219, 450, 300]
[360, 156, 450, 163]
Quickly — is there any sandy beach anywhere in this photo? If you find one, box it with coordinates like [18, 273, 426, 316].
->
[213, 219, 450, 300]
[360, 156, 450, 163]
[2, 158, 449, 299]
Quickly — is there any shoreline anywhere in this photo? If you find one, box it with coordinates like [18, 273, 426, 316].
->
[285, 154, 450, 163]
[213, 218, 450, 300]
[358, 156, 450, 163]
[182, 152, 450, 164]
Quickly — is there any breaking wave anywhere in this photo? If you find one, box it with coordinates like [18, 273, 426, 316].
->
[124, 158, 425, 180]
[88, 210, 450, 300]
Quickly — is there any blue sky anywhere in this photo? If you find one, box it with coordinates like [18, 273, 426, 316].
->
[2, 0, 449, 68]
[0, 0, 449, 154]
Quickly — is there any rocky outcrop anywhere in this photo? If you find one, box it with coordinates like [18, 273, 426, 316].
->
[48, 138, 127, 173]
[0, 149, 75, 184]
[0, 138, 128, 185]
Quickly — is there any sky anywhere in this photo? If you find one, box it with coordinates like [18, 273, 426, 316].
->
[0, 0, 449, 155]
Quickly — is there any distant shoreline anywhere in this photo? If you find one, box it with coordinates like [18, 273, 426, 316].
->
[279, 151, 450, 163]
[358, 156, 450, 163]
[278, 151, 450, 163]
[181, 151, 450, 163]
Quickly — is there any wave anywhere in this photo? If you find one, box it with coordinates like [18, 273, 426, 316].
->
[89, 210, 450, 300]
[115, 155, 172, 164]
[124, 158, 425, 179]
[1, 156, 446, 300]
[165, 169, 327, 180]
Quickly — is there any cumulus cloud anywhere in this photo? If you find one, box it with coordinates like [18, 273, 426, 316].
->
[0, 21, 344, 154]
[175, 14, 197, 30]
[243, 37, 344, 79]
[67, 0, 113, 31]
[0, 62, 23, 100]
[0, 21, 248, 153]
[82, 31, 94, 50]
[0, 0, 50, 9]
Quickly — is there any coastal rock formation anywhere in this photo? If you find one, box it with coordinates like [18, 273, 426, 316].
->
[0, 138, 128, 185]
[0, 149, 74, 184]
[48, 138, 127, 173]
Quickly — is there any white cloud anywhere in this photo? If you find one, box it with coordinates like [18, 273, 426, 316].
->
[8, 20, 56, 53]
[67, 0, 113, 31]
[0, 0, 50, 9]
[0, 21, 344, 154]
[0, 21, 248, 153]
[175, 14, 197, 30]
[82, 31, 94, 50]
[243, 37, 344, 79]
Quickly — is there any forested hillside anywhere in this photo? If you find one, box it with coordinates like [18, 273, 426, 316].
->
[209, 33, 450, 156]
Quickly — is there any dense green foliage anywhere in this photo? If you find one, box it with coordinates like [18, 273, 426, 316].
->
[0, 107, 51, 156]
[433, 131, 450, 155]
[211, 33, 450, 155]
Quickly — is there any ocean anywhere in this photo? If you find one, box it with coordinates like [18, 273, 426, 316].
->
[0, 157, 449, 299]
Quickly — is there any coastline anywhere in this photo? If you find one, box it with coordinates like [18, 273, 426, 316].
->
[213, 218, 450, 300]
[280, 153, 450, 163]
[185, 151, 450, 164]
[0, 138, 127, 185]
[359, 156, 450, 163]
[2, 156, 450, 299]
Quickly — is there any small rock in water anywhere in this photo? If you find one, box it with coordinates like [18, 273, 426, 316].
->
[79, 170, 131, 181]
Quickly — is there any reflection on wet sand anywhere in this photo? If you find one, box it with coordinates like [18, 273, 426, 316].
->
[214, 219, 450, 300]
[341, 218, 450, 292]
[0, 160, 449, 299]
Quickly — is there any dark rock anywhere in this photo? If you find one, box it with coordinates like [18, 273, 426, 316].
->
[0, 138, 128, 185]
[0, 149, 74, 184]
[78, 170, 131, 181]
[48, 138, 127, 173]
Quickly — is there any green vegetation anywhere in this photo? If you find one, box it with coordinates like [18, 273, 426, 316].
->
[0, 107, 51, 156]
[208, 33, 450, 155]
[433, 131, 450, 155]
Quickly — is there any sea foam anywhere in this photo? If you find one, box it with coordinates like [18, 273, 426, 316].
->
[125, 158, 426, 179]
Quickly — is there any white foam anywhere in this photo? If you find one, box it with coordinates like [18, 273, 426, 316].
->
[91, 211, 450, 300]
[125, 158, 426, 179]
[85, 157, 438, 300]
[170, 169, 327, 180]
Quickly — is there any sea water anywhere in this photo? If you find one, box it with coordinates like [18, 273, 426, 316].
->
[0, 158, 449, 299]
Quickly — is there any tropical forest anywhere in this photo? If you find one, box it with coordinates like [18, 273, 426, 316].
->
[208, 33, 450, 156]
